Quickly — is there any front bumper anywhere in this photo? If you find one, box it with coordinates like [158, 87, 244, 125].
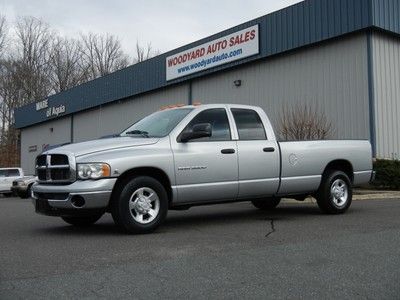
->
[31, 178, 117, 216]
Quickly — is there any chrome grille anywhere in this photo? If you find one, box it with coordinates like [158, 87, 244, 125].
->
[37, 155, 46, 166]
[36, 154, 74, 183]
[51, 154, 69, 165]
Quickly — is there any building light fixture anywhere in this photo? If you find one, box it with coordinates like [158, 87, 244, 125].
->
[234, 80, 242, 87]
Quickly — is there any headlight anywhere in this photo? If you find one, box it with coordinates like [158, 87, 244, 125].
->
[77, 163, 111, 180]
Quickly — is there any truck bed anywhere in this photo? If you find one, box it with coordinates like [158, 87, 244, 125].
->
[277, 140, 373, 195]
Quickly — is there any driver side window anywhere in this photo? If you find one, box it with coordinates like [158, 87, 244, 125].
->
[182, 108, 231, 142]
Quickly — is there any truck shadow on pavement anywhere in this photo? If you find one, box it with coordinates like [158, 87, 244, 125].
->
[33, 203, 331, 236]
[164, 204, 322, 227]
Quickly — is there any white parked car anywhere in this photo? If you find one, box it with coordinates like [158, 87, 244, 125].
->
[0, 168, 24, 196]
[11, 176, 38, 199]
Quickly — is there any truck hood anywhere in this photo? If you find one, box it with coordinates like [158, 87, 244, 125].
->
[45, 137, 159, 157]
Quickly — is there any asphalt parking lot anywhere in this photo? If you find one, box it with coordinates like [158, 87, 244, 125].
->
[0, 196, 399, 299]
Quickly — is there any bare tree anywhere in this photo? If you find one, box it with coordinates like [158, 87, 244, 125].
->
[49, 37, 88, 93]
[0, 15, 158, 167]
[0, 15, 7, 58]
[13, 16, 54, 105]
[0, 61, 19, 125]
[80, 32, 129, 79]
[0, 60, 22, 167]
[0, 15, 8, 140]
[134, 41, 159, 63]
[0, 16, 53, 167]
[278, 103, 334, 141]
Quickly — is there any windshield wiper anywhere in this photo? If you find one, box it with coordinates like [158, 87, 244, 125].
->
[124, 130, 150, 138]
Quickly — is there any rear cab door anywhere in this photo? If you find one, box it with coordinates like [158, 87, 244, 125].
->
[228, 106, 280, 199]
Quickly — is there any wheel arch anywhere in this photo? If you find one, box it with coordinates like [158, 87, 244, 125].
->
[26, 182, 34, 196]
[322, 159, 354, 183]
[109, 167, 173, 209]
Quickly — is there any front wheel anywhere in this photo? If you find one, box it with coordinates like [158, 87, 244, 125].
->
[252, 197, 281, 210]
[61, 214, 103, 226]
[20, 185, 33, 199]
[111, 176, 168, 234]
[316, 170, 352, 214]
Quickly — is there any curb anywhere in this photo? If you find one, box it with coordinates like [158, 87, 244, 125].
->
[352, 193, 400, 200]
[282, 190, 400, 204]
[353, 189, 400, 200]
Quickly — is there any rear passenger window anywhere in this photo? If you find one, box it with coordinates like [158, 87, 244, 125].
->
[231, 109, 267, 140]
[7, 169, 20, 177]
[0, 170, 6, 177]
[182, 108, 231, 142]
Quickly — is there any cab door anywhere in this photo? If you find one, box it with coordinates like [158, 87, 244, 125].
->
[171, 108, 239, 203]
[230, 108, 280, 198]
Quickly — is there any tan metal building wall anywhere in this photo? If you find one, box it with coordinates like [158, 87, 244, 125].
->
[192, 33, 370, 141]
[372, 32, 400, 159]
[20, 117, 72, 175]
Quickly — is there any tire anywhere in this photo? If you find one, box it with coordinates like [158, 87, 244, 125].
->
[20, 185, 32, 199]
[26, 184, 32, 198]
[111, 176, 168, 234]
[316, 170, 352, 214]
[252, 197, 281, 210]
[20, 193, 29, 199]
[61, 214, 103, 226]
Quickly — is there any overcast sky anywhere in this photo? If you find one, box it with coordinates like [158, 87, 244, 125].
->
[0, 0, 303, 54]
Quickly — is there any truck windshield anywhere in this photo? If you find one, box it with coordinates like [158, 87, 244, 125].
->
[120, 108, 193, 138]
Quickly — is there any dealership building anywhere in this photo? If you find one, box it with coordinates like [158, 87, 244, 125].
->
[15, 0, 400, 174]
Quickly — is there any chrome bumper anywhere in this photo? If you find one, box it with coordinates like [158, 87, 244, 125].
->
[31, 178, 117, 210]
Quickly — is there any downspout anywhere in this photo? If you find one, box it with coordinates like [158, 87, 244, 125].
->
[367, 30, 377, 158]
[188, 80, 193, 105]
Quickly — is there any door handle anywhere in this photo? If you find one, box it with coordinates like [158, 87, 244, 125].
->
[221, 148, 235, 154]
[263, 147, 275, 152]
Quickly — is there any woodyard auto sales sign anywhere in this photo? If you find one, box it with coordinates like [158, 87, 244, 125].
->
[166, 25, 259, 81]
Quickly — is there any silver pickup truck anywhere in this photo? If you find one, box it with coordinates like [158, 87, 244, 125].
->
[32, 104, 374, 233]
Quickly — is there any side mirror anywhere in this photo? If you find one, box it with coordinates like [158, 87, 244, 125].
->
[180, 123, 212, 142]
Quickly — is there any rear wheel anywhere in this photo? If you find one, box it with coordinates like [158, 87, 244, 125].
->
[61, 214, 103, 226]
[252, 197, 281, 210]
[111, 176, 168, 234]
[316, 170, 352, 214]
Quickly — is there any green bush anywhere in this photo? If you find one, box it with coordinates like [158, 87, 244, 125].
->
[371, 159, 400, 190]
